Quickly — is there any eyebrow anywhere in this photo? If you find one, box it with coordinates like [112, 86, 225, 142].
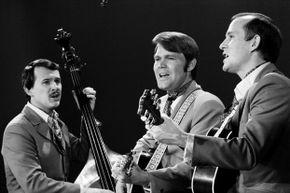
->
[225, 31, 235, 37]
[41, 77, 61, 81]
[154, 53, 178, 57]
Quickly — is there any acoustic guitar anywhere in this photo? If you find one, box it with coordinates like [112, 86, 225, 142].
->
[191, 105, 239, 193]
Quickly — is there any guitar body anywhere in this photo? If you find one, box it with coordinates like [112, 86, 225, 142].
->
[191, 127, 238, 193]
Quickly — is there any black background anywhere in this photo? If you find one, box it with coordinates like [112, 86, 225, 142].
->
[1, 0, 290, 192]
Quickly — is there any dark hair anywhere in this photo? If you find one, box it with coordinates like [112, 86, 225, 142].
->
[232, 12, 282, 63]
[152, 31, 199, 80]
[22, 59, 60, 99]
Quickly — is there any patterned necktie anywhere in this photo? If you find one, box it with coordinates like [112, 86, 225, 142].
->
[163, 95, 177, 117]
[48, 111, 65, 151]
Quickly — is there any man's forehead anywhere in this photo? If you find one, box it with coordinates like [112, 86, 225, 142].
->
[154, 44, 181, 56]
[34, 66, 60, 78]
[230, 15, 254, 28]
[227, 16, 253, 34]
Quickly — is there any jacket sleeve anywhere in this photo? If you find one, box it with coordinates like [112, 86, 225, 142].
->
[147, 92, 225, 193]
[148, 162, 193, 193]
[68, 116, 91, 163]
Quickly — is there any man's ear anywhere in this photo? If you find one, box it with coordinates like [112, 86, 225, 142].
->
[24, 87, 32, 97]
[187, 58, 197, 72]
[250, 34, 261, 52]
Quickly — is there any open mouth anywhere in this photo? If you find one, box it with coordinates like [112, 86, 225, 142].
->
[222, 52, 229, 58]
[159, 73, 169, 78]
[49, 92, 60, 99]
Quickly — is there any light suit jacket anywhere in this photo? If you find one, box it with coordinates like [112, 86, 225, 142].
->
[191, 63, 290, 193]
[1, 105, 90, 193]
[133, 81, 225, 193]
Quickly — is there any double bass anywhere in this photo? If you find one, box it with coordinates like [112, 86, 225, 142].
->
[55, 29, 115, 191]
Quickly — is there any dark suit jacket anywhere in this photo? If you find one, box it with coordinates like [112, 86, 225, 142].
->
[191, 63, 290, 193]
[1, 105, 90, 193]
[133, 81, 225, 193]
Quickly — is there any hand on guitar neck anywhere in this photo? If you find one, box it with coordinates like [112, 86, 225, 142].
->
[137, 89, 188, 147]
[137, 89, 164, 126]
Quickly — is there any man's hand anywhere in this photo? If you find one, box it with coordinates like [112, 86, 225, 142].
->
[115, 162, 150, 186]
[72, 87, 96, 111]
[111, 155, 128, 180]
[148, 115, 188, 147]
[83, 87, 96, 111]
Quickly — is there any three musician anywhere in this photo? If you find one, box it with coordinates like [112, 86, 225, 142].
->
[3, 12, 290, 193]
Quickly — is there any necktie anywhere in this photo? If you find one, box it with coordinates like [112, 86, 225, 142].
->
[48, 111, 65, 151]
[163, 95, 177, 117]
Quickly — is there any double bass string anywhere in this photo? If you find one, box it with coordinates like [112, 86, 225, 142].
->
[70, 65, 115, 190]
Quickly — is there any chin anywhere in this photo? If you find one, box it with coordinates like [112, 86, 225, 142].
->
[222, 63, 230, 72]
[51, 102, 60, 108]
[157, 82, 166, 90]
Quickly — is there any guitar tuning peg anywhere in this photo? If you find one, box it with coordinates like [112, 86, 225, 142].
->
[150, 89, 156, 95]
[137, 89, 149, 116]
[140, 116, 147, 122]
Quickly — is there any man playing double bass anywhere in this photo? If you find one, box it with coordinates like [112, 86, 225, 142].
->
[1, 59, 114, 193]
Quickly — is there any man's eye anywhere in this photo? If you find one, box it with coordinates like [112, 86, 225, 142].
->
[42, 80, 50, 85]
[55, 79, 61, 84]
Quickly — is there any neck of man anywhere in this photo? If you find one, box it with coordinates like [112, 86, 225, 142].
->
[30, 101, 53, 115]
[237, 56, 267, 79]
[167, 78, 193, 97]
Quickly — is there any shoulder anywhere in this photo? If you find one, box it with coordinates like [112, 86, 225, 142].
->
[251, 72, 290, 95]
[195, 90, 224, 108]
[2, 113, 35, 153]
[259, 71, 290, 83]
[3, 113, 33, 138]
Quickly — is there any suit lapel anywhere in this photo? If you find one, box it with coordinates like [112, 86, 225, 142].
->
[58, 119, 70, 149]
[22, 105, 52, 141]
[22, 105, 69, 154]
[232, 63, 280, 132]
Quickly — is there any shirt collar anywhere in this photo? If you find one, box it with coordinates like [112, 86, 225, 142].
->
[171, 80, 200, 109]
[234, 62, 270, 101]
[26, 102, 50, 123]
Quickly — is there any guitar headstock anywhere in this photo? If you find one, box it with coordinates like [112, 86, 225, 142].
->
[137, 89, 164, 125]
[54, 28, 83, 70]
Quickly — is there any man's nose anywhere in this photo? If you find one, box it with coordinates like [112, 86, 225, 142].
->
[219, 39, 227, 50]
[51, 82, 60, 89]
[158, 59, 167, 68]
